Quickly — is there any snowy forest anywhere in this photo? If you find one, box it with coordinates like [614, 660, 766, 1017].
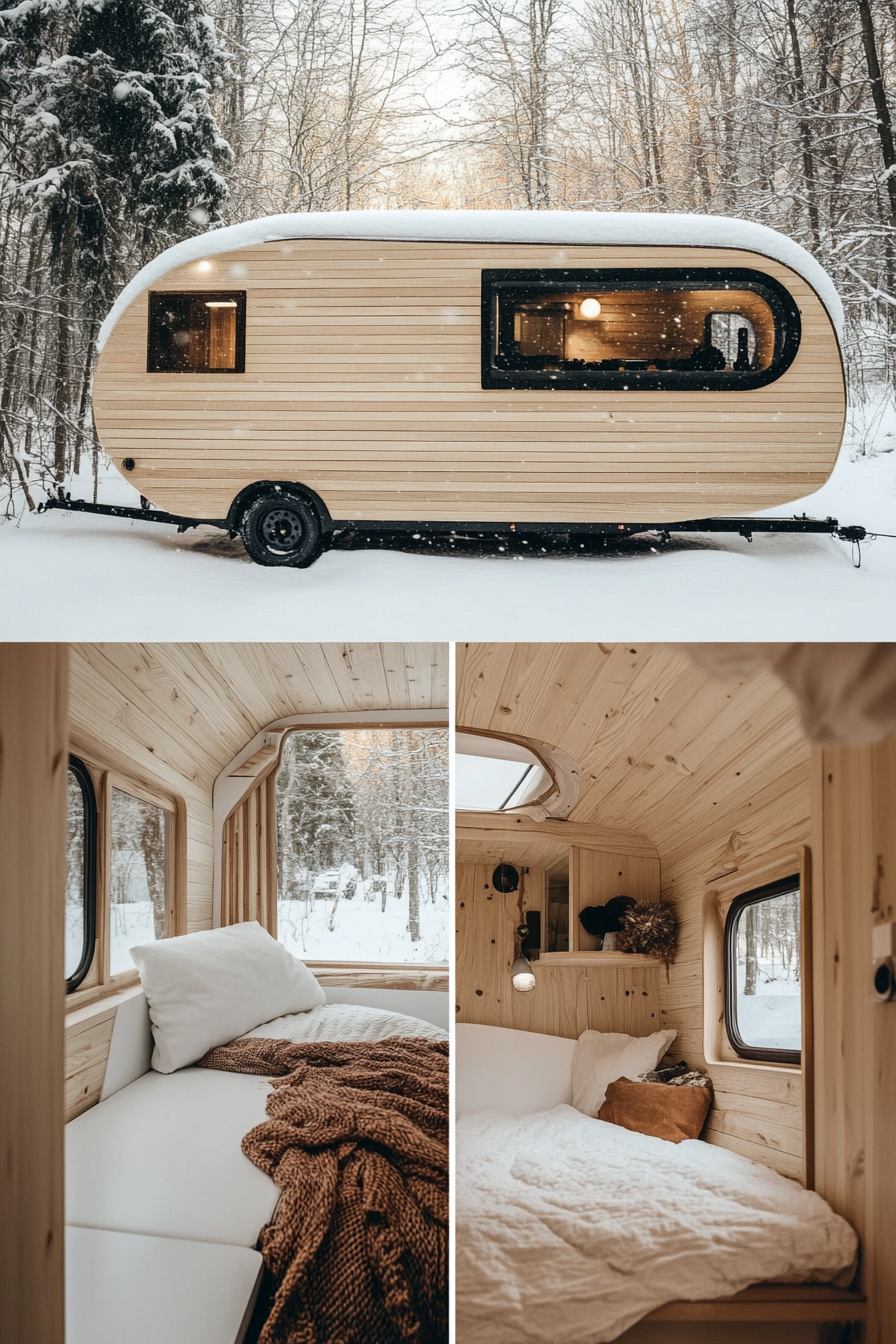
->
[2, 0, 896, 515]
[733, 885, 801, 1051]
[275, 727, 449, 963]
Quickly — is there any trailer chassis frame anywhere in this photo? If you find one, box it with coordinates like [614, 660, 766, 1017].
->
[38, 491, 869, 561]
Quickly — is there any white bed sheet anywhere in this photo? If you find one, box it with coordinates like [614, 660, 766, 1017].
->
[456, 1105, 857, 1344]
[245, 1001, 447, 1044]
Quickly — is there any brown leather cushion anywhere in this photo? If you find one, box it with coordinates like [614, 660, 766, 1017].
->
[597, 1078, 712, 1143]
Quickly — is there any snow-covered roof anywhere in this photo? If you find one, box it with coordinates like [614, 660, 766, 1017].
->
[97, 209, 843, 352]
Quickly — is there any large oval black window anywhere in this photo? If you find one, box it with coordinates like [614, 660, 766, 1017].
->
[482, 267, 801, 391]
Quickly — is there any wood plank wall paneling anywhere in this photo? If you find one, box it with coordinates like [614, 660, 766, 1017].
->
[221, 769, 278, 932]
[64, 642, 448, 1118]
[64, 1008, 116, 1122]
[0, 645, 67, 1344]
[456, 861, 661, 1037]
[813, 733, 896, 1342]
[457, 643, 811, 1179]
[641, 745, 810, 1182]
[92, 241, 846, 524]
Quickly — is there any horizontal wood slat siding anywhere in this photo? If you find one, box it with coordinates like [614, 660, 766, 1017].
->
[93, 241, 845, 523]
[64, 1010, 116, 1122]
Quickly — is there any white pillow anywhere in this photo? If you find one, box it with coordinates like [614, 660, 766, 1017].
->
[245, 1002, 448, 1044]
[572, 1028, 677, 1116]
[130, 921, 326, 1073]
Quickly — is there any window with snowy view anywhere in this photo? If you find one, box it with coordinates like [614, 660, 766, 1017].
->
[275, 728, 449, 964]
[725, 878, 801, 1064]
[109, 787, 169, 975]
[65, 757, 96, 989]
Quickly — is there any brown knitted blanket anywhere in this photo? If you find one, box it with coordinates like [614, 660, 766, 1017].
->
[198, 1035, 448, 1344]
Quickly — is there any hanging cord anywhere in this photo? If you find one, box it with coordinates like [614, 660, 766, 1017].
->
[515, 868, 527, 959]
[850, 531, 896, 569]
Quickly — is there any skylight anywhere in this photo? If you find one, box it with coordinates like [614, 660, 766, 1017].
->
[455, 732, 551, 811]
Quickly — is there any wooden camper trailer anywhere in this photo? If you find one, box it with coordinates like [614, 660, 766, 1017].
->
[88, 211, 847, 566]
[454, 642, 896, 1343]
[0, 642, 449, 1344]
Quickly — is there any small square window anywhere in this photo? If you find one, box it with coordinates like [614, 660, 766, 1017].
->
[724, 876, 801, 1064]
[147, 291, 246, 372]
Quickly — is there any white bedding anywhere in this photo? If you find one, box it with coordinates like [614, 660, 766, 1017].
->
[457, 1106, 857, 1344]
[245, 1001, 448, 1045]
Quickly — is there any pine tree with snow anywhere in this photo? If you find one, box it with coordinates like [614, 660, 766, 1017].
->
[0, 0, 232, 483]
[2, 0, 231, 297]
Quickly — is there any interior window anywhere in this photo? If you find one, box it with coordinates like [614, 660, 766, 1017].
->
[724, 876, 801, 1064]
[455, 732, 551, 811]
[147, 291, 246, 372]
[482, 268, 799, 390]
[66, 757, 97, 991]
[275, 728, 449, 965]
[109, 787, 169, 975]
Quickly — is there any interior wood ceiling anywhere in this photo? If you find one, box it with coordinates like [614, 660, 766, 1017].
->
[456, 642, 808, 854]
[69, 642, 447, 794]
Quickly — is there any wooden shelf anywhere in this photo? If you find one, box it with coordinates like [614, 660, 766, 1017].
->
[534, 952, 660, 967]
[645, 1284, 866, 1323]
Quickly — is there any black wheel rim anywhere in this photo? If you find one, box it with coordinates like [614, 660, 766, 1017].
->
[260, 505, 304, 554]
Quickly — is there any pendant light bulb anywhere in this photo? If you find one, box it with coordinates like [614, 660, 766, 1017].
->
[511, 954, 536, 992]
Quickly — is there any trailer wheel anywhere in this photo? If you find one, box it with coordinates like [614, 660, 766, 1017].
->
[238, 491, 322, 567]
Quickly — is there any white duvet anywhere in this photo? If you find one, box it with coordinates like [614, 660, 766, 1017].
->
[457, 1106, 857, 1344]
[245, 1001, 447, 1044]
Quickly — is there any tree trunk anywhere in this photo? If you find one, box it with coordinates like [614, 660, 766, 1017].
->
[407, 830, 420, 942]
[857, 0, 896, 227]
[784, 0, 822, 250]
[743, 905, 757, 996]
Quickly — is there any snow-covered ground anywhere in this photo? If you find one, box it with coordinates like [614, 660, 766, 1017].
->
[108, 900, 157, 975]
[2, 396, 895, 640]
[278, 883, 449, 963]
[735, 960, 801, 1052]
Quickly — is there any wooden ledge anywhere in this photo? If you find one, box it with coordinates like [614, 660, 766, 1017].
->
[646, 1284, 866, 1322]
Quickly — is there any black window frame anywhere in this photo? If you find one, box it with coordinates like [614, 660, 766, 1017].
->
[147, 290, 247, 374]
[481, 266, 801, 392]
[66, 755, 98, 993]
[724, 874, 801, 1066]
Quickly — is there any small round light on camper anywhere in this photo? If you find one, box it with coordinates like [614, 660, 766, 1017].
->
[197, 260, 212, 272]
[121, 458, 135, 472]
[580, 297, 601, 319]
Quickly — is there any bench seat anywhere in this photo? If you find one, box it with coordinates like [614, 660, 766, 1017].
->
[66, 1226, 263, 1344]
[65, 1066, 278, 1246]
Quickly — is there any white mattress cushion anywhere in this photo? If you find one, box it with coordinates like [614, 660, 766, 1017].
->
[65, 1067, 278, 1246]
[131, 921, 325, 1072]
[246, 1001, 447, 1044]
[572, 1028, 677, 1115]
[457, 1105, 858, 1344]
[66, 1226, 262, 1344]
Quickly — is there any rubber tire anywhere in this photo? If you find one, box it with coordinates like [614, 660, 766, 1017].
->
[238, 491, 323, 568]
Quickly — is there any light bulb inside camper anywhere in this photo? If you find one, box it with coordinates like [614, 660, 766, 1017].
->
[579, 298, 601, 319]
[205, 301, 238, 308]
[511, 955, 536, 992]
